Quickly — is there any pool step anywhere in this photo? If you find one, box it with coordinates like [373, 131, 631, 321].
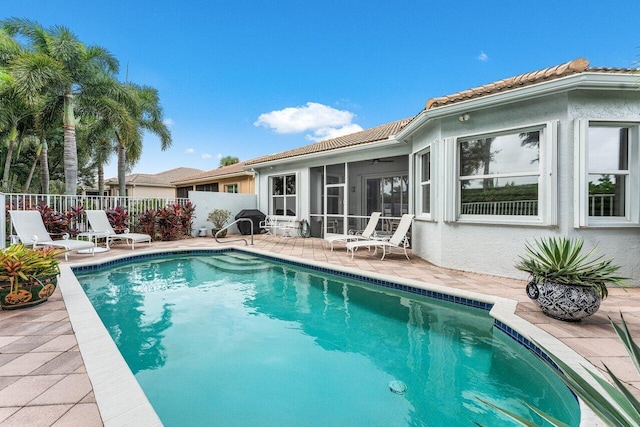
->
[199, 255, 272, 273]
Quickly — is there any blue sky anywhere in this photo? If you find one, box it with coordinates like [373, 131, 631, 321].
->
[4, 1, 639, 179]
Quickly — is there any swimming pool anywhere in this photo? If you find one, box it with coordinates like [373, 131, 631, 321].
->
[74, 249, 580, 426]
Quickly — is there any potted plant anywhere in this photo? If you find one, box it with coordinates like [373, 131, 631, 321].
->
[515, 236, 627, 321]
[207, 209, 232, 238]
[0, 244, 67, 310]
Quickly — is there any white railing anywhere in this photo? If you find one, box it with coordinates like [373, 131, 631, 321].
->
[2, 193, 190, 248]
[461, 200, 538, 216]
[589, 193, 616, 216]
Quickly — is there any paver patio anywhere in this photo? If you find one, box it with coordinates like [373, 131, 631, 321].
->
[1, 235, 638, 426]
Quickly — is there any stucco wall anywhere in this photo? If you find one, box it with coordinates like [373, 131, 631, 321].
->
[411, 91, 640, 285]
[189, 191, 257, 236]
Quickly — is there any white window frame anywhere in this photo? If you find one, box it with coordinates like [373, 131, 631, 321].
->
[269, 172, 298, 218]
[451, 121, 558, 225]
[415, 144, 434, 220]
[574, 119, 640, 227]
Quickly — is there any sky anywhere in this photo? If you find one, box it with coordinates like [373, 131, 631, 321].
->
[3, 1, 640, 180]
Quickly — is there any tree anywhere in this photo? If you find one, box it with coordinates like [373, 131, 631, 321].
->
[219, 155, 239, 167]
[2, 18, 119, 194]
[114, 83, 171, 196]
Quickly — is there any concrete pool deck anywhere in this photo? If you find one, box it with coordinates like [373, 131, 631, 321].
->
[0, 235, 638, 426]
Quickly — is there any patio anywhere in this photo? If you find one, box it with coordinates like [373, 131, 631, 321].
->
[1, 235, 638, 426]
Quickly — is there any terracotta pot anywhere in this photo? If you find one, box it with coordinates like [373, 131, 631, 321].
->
[526, 280, 601, 321]
[0, 275, 58, 310]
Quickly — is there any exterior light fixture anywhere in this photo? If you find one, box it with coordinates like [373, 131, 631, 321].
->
[458, 113, 470, 122]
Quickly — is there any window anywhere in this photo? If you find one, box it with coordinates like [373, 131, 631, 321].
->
[196, 183, 218, 192]
[224, 183, 238, 193]
[455, 123, 557, 224]
[576, 121, 639, 226]
[459, 130, 540, 217]
[271, 174, 297, 216]
[419, 149, 432, 216]
[176, 186, 191, 198]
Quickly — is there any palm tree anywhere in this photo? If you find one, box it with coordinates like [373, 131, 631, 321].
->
[114, 83, 171, 196]
[2, 18, 119, 195]
[220, 155, 239, 167]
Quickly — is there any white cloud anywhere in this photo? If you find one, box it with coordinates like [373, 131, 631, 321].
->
[185, 148, 194, 154]
[254, 102, 360, 141]
[478, 51, 488, 62]
[201, 153, 212, 159]
[217, 153, 223, 159]
[163, 118, 175, 126]
[306, 124, 364, 142]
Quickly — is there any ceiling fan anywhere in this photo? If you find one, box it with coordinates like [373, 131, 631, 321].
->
[369, 158, 394, 165]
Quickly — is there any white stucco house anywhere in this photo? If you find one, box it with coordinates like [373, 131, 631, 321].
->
[245, 58, 640, 285]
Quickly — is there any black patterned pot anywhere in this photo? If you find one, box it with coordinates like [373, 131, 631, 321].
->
[526, 280, 601, 321]
[0, 275, 58, 310]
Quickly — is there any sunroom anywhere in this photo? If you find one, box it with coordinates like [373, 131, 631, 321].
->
[246, 118, 414, 238]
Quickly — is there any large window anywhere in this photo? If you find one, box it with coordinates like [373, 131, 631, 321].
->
[459, 129, 541, 217]
[576, 121, 639, 226]
[271, 174, 297, 216]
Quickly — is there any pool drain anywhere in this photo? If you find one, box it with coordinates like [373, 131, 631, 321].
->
[388, 380, 407, 395]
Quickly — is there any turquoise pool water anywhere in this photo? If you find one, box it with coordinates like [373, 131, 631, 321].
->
[76, 251, 580, 426]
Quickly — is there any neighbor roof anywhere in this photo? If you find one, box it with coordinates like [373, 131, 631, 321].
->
[425, 58, 638, 109]
[172, 162, 252, 184]
[106, 167, 204, 187]
[245, 117, 415, 166]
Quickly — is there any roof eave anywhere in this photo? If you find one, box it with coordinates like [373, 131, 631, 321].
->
[397, 72, 639, 141]
[247, 136, 405, 169]
[173, 171, 254, 185]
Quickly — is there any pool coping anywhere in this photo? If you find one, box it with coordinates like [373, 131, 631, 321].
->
[64, 246, 604, 426]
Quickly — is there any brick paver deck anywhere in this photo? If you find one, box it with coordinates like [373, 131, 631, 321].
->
[1, 235, 638, 425]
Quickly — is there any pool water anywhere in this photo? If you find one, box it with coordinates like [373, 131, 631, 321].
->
[76, 251, 580, 426]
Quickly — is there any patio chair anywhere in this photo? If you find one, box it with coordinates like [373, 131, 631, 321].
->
[324, 212, 381, 251]
[86, 210, 152, 250]
[346, 214, 415, 260]
[259, 215, 277, 235]
[9, 210, 96, 261]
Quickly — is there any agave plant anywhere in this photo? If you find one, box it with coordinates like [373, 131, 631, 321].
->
[481, 314, 640, 426]
[515, 237, 627, 299]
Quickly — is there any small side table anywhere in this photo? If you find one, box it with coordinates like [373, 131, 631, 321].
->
[77, 231, 110, 253]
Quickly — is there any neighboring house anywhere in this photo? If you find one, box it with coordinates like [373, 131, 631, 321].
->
[105, 167, 203, 198]
[246, 58, 640, 284]
[172, 162, 255, 198]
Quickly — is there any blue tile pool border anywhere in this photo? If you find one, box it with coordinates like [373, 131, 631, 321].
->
[72, 247, 562, 374]
[72, 247, 494, 312]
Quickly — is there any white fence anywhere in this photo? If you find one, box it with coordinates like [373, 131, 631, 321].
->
[1, 193, 190, 248]
[460, 200, 538, 216]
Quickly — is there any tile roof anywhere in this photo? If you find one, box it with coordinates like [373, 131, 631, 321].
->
[425, 58, 638, 109]
[106, 167, 204, 186]
[172, 162, 252, 184]
[245, 117, 415, 166]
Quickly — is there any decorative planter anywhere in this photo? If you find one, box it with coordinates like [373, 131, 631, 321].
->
[212, 228, 227, 238]
[526, 280, 601, 321]
[0, 275, 58, 310]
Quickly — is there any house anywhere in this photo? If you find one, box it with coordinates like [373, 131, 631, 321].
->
[246, 58, 640, 284]
[172, 161, 255, 198]
[105, 167, 203, 198]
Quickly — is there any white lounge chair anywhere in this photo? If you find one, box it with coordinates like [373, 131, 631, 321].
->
[86, 210, 152, 250]
[9, 210, 96, 260]
[324, 212, 382, 251]
[346, 214, 415, 260]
